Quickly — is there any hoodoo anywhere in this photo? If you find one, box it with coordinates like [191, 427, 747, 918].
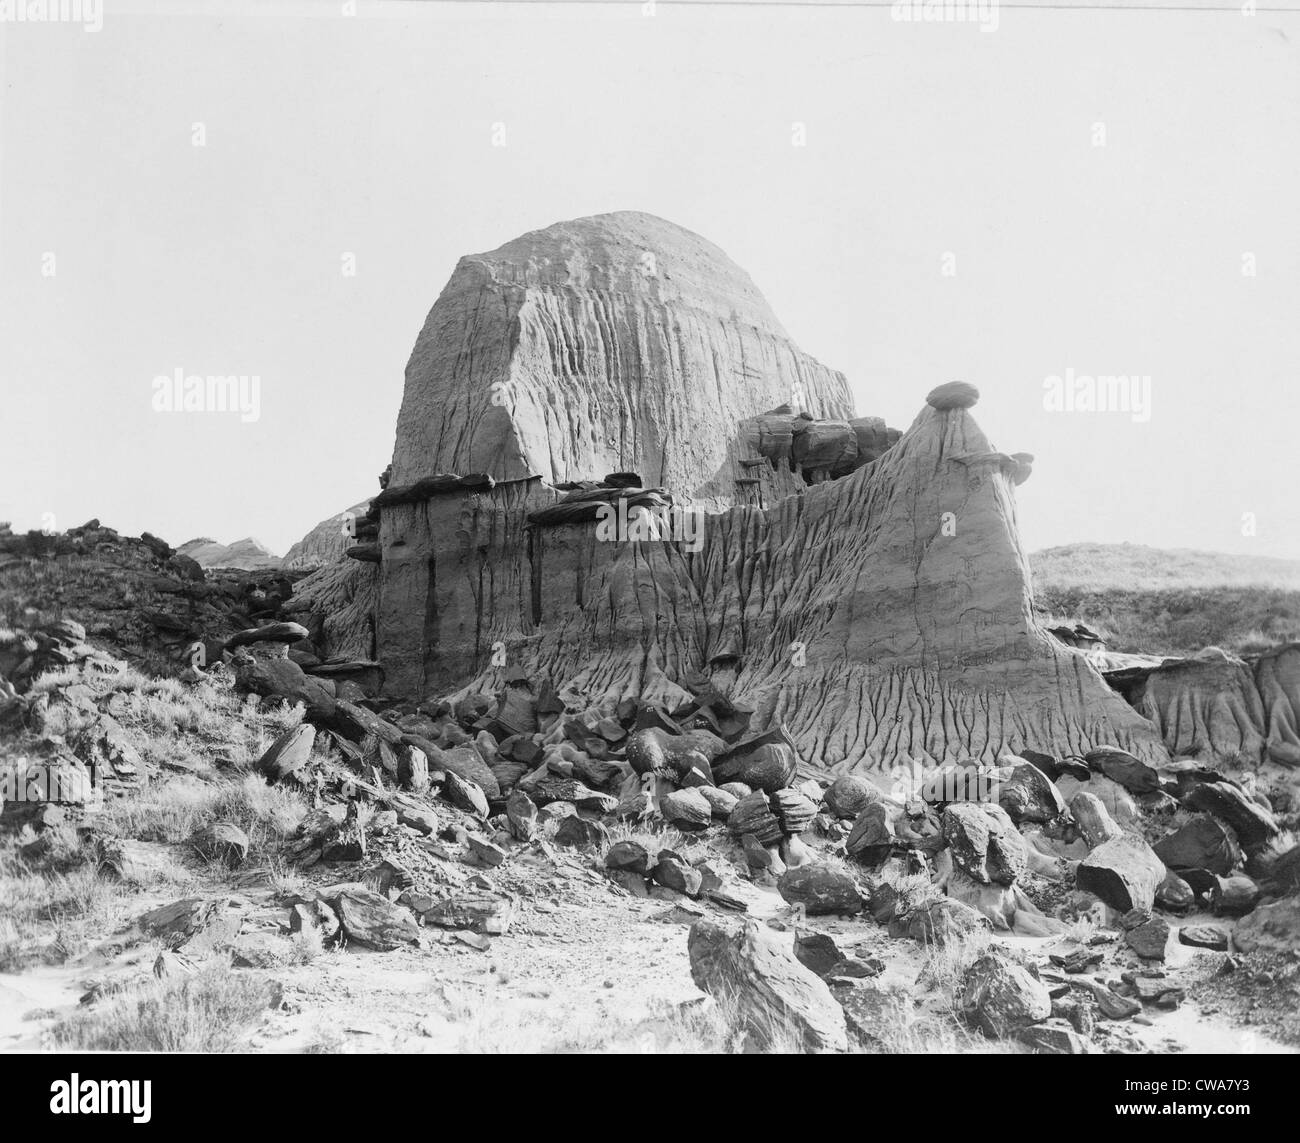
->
[293, 210, 1166, 773]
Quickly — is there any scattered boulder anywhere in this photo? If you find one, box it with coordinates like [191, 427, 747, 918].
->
[960, 950, 1051, 1038]
[505, 789, 538, 840]
[687, 918, 847, 1053]
[605, 840, 652, 875]
[845, 801, 897, 862]
[1153, 815, 1241, 876]
[1211, 875, 1260, 916]
[653, 851, 703, 897]
[188, 822, 249, 868]
[776, 864, 863, 916]
[553, 815, 608, 849]
[907, 897, 992, 945]
[727, 790, 783, 846]
[661, 787, 712, 832]
[1179, 924, 1229, 951]
[1069, 791, 1123, 848]
[1085, 747, 1161, 794]
[1183, 782, 1279, 851]
[444, 772, 490, 819]
[423, 892, 515, 935]
[823, 775, 881, 820]
[996, 758, 1066, 824]
[1076, 833, 1165, 913]
[1124, 916, 1170, 960]
[327, 886, 420, 951]
[698, 785, 739, 819]
[1016, 1023, 1091, 1054]
[793, 929, 845, 977]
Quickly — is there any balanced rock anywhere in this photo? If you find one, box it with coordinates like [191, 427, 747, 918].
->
[926, 381, 979, 410]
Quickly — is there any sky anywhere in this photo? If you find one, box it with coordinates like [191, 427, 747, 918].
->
[1, 0, 1298, 559]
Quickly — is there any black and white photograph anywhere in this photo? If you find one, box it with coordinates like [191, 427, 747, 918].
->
[0, 0, 1297, 1099]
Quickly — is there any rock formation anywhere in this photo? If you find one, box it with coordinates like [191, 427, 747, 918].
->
[1135, 648, 1267, 765]
[283, 501, 372, 571]
[177, 536, 281, 572]
[301, 210, 1165, 776]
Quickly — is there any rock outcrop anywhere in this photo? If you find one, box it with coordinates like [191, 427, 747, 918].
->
[177, 536, 281, 572]
[364, 211, 1165, 774]
[1135, 648, 1267, 765]
[283, 501, 372, 571]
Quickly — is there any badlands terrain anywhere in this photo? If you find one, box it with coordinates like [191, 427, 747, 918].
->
[1, 212, 1298, 1054]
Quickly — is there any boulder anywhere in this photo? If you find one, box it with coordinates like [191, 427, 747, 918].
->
[256, 724, 316, 785]
[995, 758, 1066, 824]
[823, 774, 881, 819]
[423, 892, 515, 935]
[776, 864, 863, 916]
[1232, 897, 1300, 954]
[687, 918, 847, 1053]
[1153, 815, 1241, 876]
[793, 929, 845, 977]
[188, 822, 249, 868]
[1076, 834, 1165, 913]
[698, 785, 739, 819]
[1069, 791, 1123, 848]
[942, 802, 1027, 886]
[727, 790, 783, 846]
[1124, 916, 1170, 960]
[443, 772, 490, 819]
[326, 887, 420, 950]
[553, 815, 608, 849]
[1178, 924, 1229, 951]
[1085, 747, 1161, 795]
[845, 801, 898, 862]
[504, 789, 538, 840]
[960, 950, 1051, 1038]
[907, 897, 991, 946]
[652, 852, 703, 897]
[661, 787, 712, 832]
[1183, 782, 1279, 851]
[605, 841, 651, 875]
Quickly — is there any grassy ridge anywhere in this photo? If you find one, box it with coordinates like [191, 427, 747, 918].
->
[1030, 543, 1300, 657]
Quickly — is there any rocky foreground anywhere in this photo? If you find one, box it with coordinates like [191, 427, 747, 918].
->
[1, 606, 1298, 1053]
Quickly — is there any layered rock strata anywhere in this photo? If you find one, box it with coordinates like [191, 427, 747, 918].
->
[332, 211, 1165, 774]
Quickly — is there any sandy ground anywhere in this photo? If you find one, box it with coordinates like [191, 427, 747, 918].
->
[3, 845, 1294, 1055]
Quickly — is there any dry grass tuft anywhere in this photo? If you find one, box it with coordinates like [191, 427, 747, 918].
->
[50, 964, 278, 1051]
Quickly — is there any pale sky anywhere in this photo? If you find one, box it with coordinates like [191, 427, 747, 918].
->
[2, 0, 1298, 558]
